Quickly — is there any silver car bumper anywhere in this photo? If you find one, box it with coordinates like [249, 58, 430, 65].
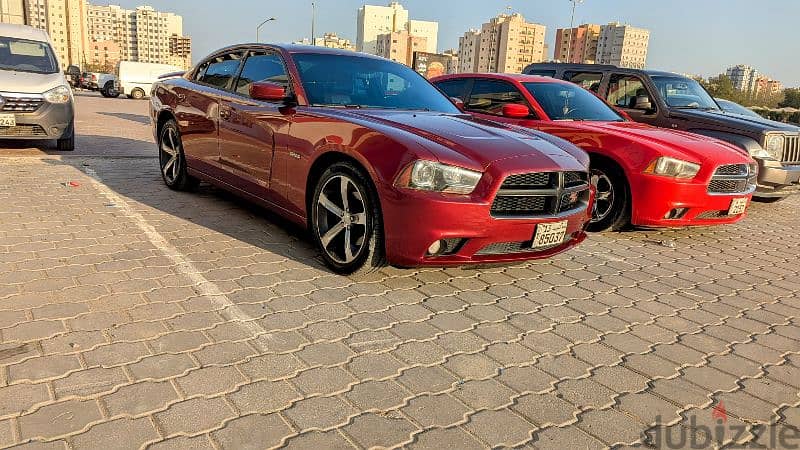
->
[0, 93, 74, 140]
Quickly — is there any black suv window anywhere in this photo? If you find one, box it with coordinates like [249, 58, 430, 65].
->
[434, 78, 470, 102]
[197, 53, 242, 90]
[234, 52, 288, 96]
[467, 79, 530, 116]
[528, 70, 556, 78]
[607, 74, 651, 109]
[564, 71, 603, 93]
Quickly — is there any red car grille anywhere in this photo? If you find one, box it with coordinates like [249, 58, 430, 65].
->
[490, 171, 590, 218]
[707, 164, 754, 194]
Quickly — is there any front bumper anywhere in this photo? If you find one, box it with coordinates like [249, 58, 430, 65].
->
[0, 97, 74, 140]
[631, 177, 753, 228]
[754, 158, 800, 197]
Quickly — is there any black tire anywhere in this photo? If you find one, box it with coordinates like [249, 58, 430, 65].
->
[753, 196, 787, 203]
[587, 161, 631, 232]
[158, 119, 199, 191]
[131, 88, 145, 100]
[101, 81, 119, 98]
[310, 161, 386, 276]
[56, 122, 75, 151]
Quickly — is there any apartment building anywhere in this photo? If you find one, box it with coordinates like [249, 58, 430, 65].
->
[356, 2, 437, 55]
[726, 64, 760, 92]
[595, 22, 650, 69]
[376, 30, 427, 66]
[457, 13, 546, 74]
[0, 0, 25, 24]
[24, 0, 89, 68]
[554, 23, 600, 64]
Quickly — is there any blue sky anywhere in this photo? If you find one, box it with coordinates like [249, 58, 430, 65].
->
[113, 0, 800, 86]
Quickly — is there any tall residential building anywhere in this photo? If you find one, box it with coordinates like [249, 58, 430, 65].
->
[457, 13, 546, 74]
[726, 64, 760, 92]
[293, 33, 355, 51]
[0, 0, 26, 24]
[86, 4, 191, 69]
[375, 30, 426, 66]
[87, 39, 119, 69]
[24, 0, 89, 68]
[554, 23, 600, 64]
[356, 2, 438, 55]
[595, 22, 650, 69]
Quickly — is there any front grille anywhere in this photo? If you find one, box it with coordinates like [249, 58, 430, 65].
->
[475, 239, 566, 256]
[0, 125, 47, 137]
[708, 179, 749, 193]
[783, 135, 800, 164]
[714, 164, 747, 176]
[696, 210, 735, 220]
[707, 164, 754, 194]
[490, 171, 590, 218]
[1, 96, 43, 113]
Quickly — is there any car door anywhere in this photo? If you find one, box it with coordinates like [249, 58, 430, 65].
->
[605, 73, 658, 125]
[177, 52, 243, 179]
[217, 49, 292, 198]
[462, 78, 537, 125]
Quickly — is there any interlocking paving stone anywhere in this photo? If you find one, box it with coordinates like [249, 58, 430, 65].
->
[0, 94, 798, 448]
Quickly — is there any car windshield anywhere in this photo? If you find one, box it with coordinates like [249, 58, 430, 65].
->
[0, 36, 58, 74]
[291, 53, 460, 113]
[523, 82, 624, 121]
[651, 76, 719, 110]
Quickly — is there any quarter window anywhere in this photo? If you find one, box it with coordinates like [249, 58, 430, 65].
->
[467, 79, 531, 117]
[234, 52, 288, 97]
[607, 75, 650, 109]
[197, 53, 241, 90]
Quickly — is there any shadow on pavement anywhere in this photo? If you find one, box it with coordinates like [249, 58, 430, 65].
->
[98, 112, 151, 125]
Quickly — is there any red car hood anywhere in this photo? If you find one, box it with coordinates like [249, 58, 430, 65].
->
[558, 120, 751, 163]
[345, 110, 589, 171]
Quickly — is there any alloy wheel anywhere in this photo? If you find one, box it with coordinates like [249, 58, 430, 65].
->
[315, 175, 368, 264]
[591, 170, 615, 222]
[159, 127, 181, 185]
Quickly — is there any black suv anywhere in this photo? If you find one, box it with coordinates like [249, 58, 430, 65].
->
[524, 63, 800, 200]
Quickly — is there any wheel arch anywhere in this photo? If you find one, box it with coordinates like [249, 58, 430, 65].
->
[587, 150, 635, 209]
[155, 109, 177, 142]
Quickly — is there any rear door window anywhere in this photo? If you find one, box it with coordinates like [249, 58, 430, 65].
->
[607, 74, 651, 109]
[196, 53, 242, 90]
[564, 71, 603, 93]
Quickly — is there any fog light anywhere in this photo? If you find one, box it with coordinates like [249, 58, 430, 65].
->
[664, 208, 688, 220]
[427, 240, 443, 255]
[50, 127, 59, 134]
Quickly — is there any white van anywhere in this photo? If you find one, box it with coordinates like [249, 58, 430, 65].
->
[116, 61, 183, 99]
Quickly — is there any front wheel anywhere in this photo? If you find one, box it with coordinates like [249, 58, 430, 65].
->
[158, 120, 199, 191]
[56, 122, 75, 151]
[310, 162, 386, 275]
[587, 162, 631, 232]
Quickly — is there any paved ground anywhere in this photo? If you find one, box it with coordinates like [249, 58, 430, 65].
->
[0, 94, 798, 449]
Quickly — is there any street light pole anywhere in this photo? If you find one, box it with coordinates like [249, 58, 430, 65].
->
[256, 17, 276, 43]
[565, 0, 584, 63]
[311, 2, 316, 46]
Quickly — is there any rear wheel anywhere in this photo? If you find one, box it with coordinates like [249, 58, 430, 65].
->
[101, 81, 119, 98]
[158, 120, 199, 191]
[310, 162, 386, 275]
[131, 88, 145, 100]
[587, 161, 631, 232]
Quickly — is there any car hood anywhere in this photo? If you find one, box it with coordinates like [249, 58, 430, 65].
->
[0, 70, 66, 94]
[344, 110, 589, 171]
[553, 120, 752, 163]
[670, 108, 800, 135]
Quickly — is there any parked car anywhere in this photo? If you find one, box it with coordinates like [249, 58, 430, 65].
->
[0, 23, 74, 150]
[118, 61, 182, 100]
[80, 71, 117, 97]
[524, 63, 800, 202]
[432, 73, 757, 231]
[150, 44, 595, 274]
[715, 98, 762, 119]
[65, 65, 80, 88]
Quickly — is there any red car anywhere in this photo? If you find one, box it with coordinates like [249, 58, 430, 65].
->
[149, 45, 594, 274]
[432, 74, 757, 231]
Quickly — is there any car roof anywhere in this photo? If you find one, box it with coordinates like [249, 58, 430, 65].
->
[525, 62, 685, 78]
[0, 23, 51, 43]
[207, 43, 385, 61]
[434, 73, 572, 85]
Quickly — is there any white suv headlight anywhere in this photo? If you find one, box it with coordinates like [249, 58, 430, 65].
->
[764, 134, 785, 159]
[395, 160, 483, 194]
[643, 156, 701, 179]
[43, 85, 71, 104]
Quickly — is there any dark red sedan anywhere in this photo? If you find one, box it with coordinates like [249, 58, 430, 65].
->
[433, 74, 757, 231]
[149, 45, 594, 274]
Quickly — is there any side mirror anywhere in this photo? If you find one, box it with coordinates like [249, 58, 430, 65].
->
[502, 103, 531, 119]
[250, 81, 287, 102]
[634, 95, 653, 111]
[450, 97, 465, 111]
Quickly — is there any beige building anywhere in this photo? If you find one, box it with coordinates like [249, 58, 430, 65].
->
[457, 13, 546, 74]
[356, 2, 437, 55]
[24, 0, 89, 68]
[554, 23, 600, 64]
[316, 32, 355, 51]
[596, 22, 650, 69]
[376, 30, 427, 66]
[0, 0, 26, 24]
[87, 39, 118, 69]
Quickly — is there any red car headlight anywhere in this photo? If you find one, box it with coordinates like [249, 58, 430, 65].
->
[395, 160, 483, 194]
[643, 156, 701, 179]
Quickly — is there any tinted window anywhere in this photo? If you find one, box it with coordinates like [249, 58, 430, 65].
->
[235, 53, 288, 96]
[565, 72, 603, 92]
[0, 37, 58, 74]
[434, 79, 470, 101]
[292, 53, 459, 113]
[528, 70, 556, 78]
[523, 82, 623, 122]
[651, 76, 718, 110]
[467, 79, 530, 116]
[198, 53, 241, 90]
[607, 75, 650, 109]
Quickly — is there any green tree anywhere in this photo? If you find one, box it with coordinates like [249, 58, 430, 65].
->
[779, 88, 800, 109]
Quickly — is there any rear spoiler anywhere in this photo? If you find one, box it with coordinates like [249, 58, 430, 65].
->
[158, 71, 186, 80]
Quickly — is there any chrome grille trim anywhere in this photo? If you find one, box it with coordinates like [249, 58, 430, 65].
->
[708, 164, 756, 195]
[491, 171, 590, 219]
[0, 93, 45, 113]
[783, 135, 800, 164]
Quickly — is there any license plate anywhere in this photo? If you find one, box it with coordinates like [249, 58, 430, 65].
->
[728, 197, 748, 216]
[0, 114, 16, 127]
[532, 220, 569, 249]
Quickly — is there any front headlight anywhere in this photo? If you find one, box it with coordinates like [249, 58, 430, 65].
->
[643, 156, 701, 179]
[748, 146, 772, 159]
[43, 85, 71, 104]
[764, 134, 785, 159]
[395, 160, 483, 194]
